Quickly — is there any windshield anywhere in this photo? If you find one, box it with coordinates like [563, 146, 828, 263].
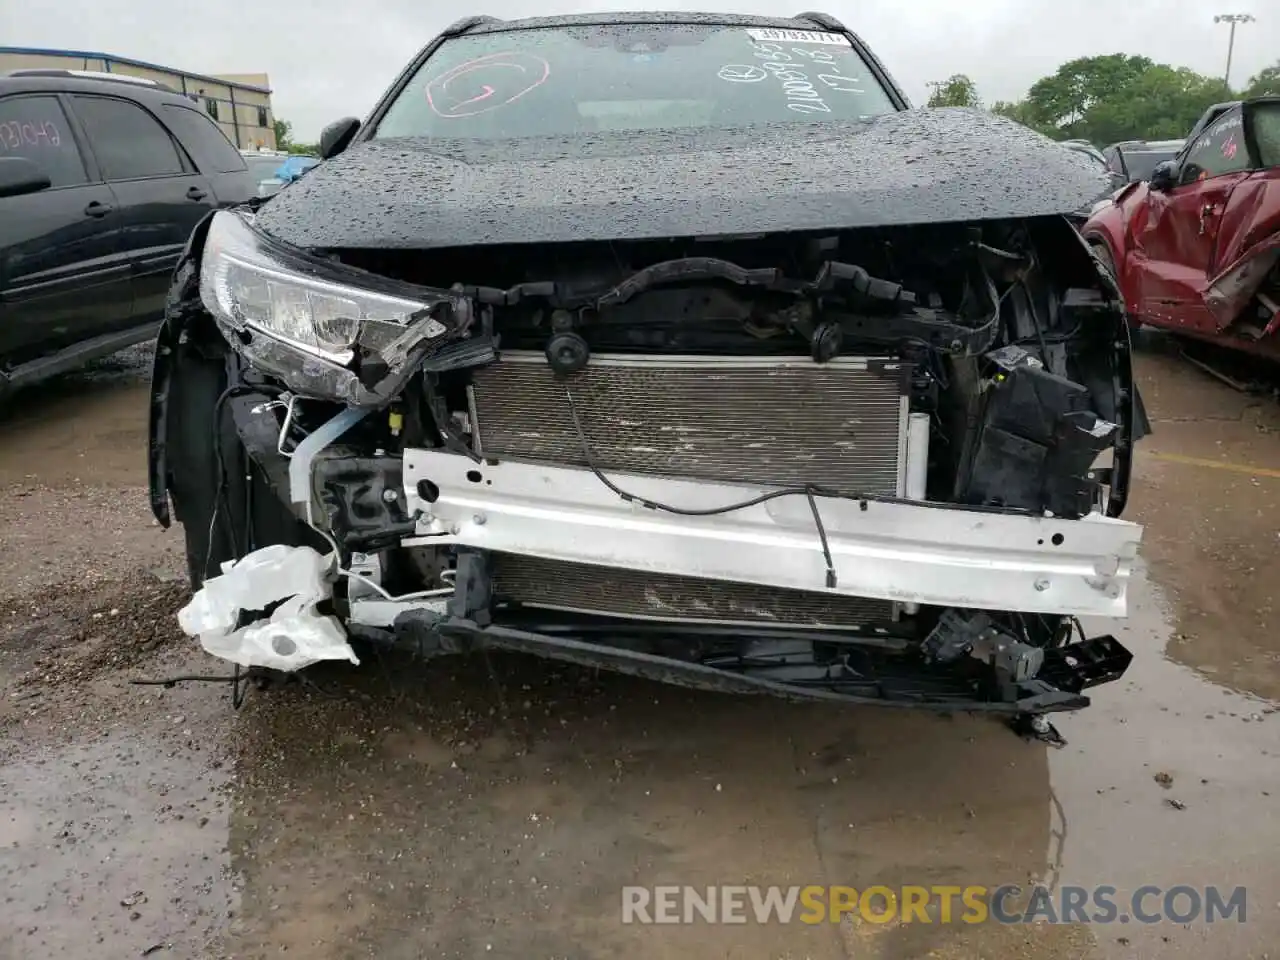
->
[1124, 148, 1179, 181]
[373, 23, 897, 140]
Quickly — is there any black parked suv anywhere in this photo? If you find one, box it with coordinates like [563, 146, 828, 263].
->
[0, 70, 256, 392]
[151, 11, 1144, 727]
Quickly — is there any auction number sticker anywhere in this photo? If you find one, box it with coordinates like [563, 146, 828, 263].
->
[716, 35, 867, 114]
[745, 28, 851, 47]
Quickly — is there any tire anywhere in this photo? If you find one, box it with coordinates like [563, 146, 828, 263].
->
[164, 338, 320, 588]
[1090, 241, 1140, 333]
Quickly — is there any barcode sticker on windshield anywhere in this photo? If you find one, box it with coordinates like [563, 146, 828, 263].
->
[746, 28, 851, 46]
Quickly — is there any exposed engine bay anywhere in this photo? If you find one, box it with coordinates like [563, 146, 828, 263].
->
[152, 210, 1146, 726]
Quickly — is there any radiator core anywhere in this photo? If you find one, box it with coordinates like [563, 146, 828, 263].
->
[491, 554, 893, 628]
[469, 352, 909, 495]
[468, 351, 907, 626]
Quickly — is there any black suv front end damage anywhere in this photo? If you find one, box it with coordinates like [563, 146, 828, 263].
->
[149, 194, 1145, 725]
[147, 14, 1148, 731]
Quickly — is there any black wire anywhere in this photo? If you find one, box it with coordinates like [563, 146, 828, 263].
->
[1013, 611, 1032, 644]
[202, 384, 248, 578]
[242, 445, 256, 558]
[238, 425, 262, 711]
[564, 388, 840, 589]
[1015, 323, 1082, 346]
[200, 385, 249, 710]
[202, 381, 287, 577]
[804, 490, 837, 588]
[897, 337, 952, 390]
[132, 671, 250, 706]
[1018, 267, 1052, 368]
[130, 674, 240, 687]
[1071, 616, 1087, 644]
[564, 388, 855, 515]
[199, 380, 282, 710]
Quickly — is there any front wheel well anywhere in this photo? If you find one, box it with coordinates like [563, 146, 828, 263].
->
[1085, 236, 1116, 271]
[1084, 238, 1140, 332]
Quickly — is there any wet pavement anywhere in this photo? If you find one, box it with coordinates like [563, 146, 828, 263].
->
[0, 337, 1277, 959]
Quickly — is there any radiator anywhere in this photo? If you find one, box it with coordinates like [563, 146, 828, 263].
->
[469, 351, 907, 626]
[491, 554, 893, 628]
[469, 352, 910, 495]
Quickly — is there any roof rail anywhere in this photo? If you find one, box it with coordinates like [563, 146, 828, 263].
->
[5, 68, 176, 92]
[442, 15, 502, 36]
[793, 11, 848, 31]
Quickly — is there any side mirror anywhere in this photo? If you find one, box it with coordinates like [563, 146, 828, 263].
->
[0, 156, 52, 198]
[1148, 160, 1178, 191]
[319, 117, 361, 160]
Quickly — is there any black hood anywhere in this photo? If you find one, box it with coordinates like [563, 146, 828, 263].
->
[256, 109, 1112, 251]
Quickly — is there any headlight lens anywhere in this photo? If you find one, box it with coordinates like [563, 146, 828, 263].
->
[199, 210, 448, 366]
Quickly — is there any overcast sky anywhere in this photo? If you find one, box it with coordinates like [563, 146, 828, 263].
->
[2, 1, 1271, 139]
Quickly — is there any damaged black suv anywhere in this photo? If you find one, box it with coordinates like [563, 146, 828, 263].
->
[149, 11, 1147, 727]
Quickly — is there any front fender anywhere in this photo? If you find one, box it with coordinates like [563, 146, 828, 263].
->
[147, 213, 218, 528]
[1081, 182, 1149, 294]
[1081, 208, 1126, 262]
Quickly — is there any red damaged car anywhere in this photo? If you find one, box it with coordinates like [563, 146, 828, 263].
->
[1083, 97, 1280, 361]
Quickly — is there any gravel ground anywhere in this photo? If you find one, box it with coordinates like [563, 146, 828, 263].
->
[0, 338, 1277, 960]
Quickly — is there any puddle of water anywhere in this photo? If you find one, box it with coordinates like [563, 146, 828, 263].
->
[1052, 563, 1280, 957]
[220, 651, 1060, 959]
[0, 726, 234, 958]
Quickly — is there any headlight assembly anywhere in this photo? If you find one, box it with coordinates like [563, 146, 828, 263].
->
[198, 210, 466, 405]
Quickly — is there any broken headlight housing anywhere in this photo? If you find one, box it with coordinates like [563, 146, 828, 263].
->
[198, 211, 466, 406]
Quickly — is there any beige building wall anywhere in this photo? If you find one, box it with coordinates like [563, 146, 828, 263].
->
[0, 48, 276, 150]
[216, 78, 274, 151]
[0, 51, 112, 72]
[215, 72, 270, 88]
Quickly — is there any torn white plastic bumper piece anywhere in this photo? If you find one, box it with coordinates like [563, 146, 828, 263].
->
[402, 451, 1144, 618]
[177, 544, 359, 671]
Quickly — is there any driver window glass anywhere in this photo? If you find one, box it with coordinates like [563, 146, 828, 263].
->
[0, 95, 88, 188]
[1179, 107, 1248, 185]
[1253, 104, 1280, 169]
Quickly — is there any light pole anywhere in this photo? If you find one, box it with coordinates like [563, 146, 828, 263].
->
[1213, 13, 1255, 88]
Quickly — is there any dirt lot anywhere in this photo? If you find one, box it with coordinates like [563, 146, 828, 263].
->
[1, 337, 1277, 960]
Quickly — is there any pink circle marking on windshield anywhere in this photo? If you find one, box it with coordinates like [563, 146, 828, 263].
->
[426, 52, 551, 118]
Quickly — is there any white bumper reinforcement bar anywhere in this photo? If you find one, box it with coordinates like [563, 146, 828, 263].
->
[400, 451, 1143, 619]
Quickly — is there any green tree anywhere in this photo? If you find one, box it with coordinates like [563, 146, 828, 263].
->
[1083, 66, 1231, 143]
[990, 54, 1234, 145]
[990, 99, 1054, 136]
[1245, 61, 1280, 97]
[926, 74, 982, 108]
[270, 119, 320, 156]
[1023, 54, 1154, 134]
[273, 118, 294, 151]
